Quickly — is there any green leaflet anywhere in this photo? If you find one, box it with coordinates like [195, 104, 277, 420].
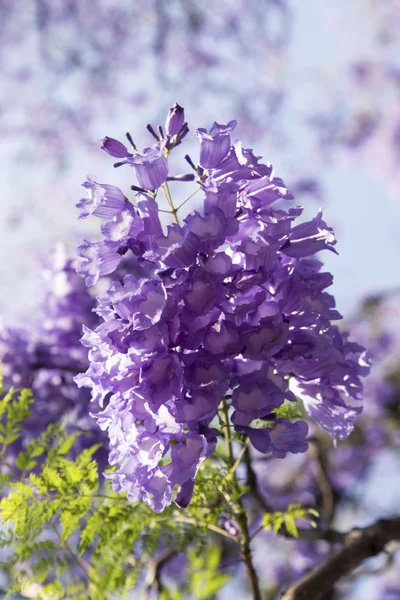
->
[262, 503, 319, 538]
[273, 399, 306, 420]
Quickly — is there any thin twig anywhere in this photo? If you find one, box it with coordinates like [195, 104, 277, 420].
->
[229, 439, 250, 475]
[220, 398, 262, 600]
[175, 185, 202, 211]
[172, 515, 240, 543]
[161, 181, 179, 224]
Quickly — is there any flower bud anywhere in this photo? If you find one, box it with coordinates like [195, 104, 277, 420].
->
[101, 137, 132, 158]
[165, 103, 185, 137]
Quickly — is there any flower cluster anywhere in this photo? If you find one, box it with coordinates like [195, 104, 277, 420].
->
[76, 105, 369, 512]
[0, 246, 106, 463]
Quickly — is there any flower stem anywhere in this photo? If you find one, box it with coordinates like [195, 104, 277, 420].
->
[221, 398, 234, 466]
[175, 185, 202, 211]
[162, 181, 180, 225]
[229, 438, 250, 476]
[220, 398, 262, 600]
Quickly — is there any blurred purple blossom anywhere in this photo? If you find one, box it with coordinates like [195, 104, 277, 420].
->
[0, 245, 107, 467]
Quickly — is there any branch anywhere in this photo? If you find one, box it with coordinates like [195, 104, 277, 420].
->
[285, 528, 345, 544]
[308, 441, 335, 524]
[244, 447, 271, 513]
[140, 549, 177, 600]
[281, 517, 400, 600]
[346, 543, 399, 579]
[220, 399, 262, 600]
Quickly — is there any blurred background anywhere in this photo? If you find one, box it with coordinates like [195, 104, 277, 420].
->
[1, 0, 400, 320]
[1, 1, 400, 598]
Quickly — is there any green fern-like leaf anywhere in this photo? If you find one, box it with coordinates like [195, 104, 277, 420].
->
[187, 544, 230, 600]
[262, 504, 319, 538]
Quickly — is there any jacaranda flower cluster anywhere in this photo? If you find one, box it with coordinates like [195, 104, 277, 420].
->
[0, 246, 106, 464]
[76, 105, 370, 512]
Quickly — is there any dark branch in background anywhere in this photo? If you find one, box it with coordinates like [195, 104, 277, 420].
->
[308, 440, 335, 524]
[283, 528, 345, 544]
[281, 517, 400, 600]
[244, 447, 271, 513]
[140, 549, 177, 600]
[346, 543, 398, 579]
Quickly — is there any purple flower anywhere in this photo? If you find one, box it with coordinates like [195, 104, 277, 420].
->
[176, 389, 221, 424]
[195, 120, 237, 169]
[130, 142, 168, 190]
[101, 207, 136, 242]
[269, 419, 309, 458]
[232, 377, 286, 419]
[76, 240, 121, 286]
[203, 320, 241, 357]
[186, 207, 238, 253]
[140, 353, 183, 411]
[0, 246, 107, 471]
[245, 175, 294, 208]
[165, 433, 208, 485]
[300, 388, 363, 441]
[234, 419, 308, 458]
[0, 326, 31, 389]
[280, 210, 337, 258]
[76, 179, 126, 219]
[243, 321, 288, 360]
[204, 181, 238, 218]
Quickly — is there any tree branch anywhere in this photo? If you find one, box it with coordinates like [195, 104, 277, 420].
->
[140, 549, 177, 600]
[308, 441, 335, 524]
[281, 517, 400, 600]
[286, 528, 345, 544]
[244, 447, 271, 513]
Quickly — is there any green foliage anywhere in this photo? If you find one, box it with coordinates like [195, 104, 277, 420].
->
[160, 591, 185, 600]
[182, 462, 246, 534]
[159, 544, 231, 600]
[1, 452, 235, 599]
[273, 399, 305, 420]
[0, 435, 172, 598]
[262, 504, 319, 538]
[186, 545, 231, 600]
[0, 385, 33, 454]
[0, 383, 239, 599]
